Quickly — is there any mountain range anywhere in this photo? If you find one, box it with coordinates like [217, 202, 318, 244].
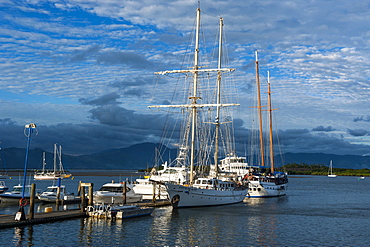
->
[0, 142, 369, 171]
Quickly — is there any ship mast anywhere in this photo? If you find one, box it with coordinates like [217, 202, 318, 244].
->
[149, 8, 237, 185]
[188, 7, 201, 184]
[213, 17, 224, 178]
[267, 71, 275, 173]
[255, 51, 265, 167]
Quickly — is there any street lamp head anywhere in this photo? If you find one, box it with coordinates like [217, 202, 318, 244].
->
[25, 123, 37, 128]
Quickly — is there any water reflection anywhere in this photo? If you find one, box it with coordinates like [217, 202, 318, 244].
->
[36, 202, 80, 212]
[245, 199, 279, 246]
[12, 225, 34, 246]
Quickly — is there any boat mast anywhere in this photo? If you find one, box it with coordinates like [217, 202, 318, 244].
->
[188, 7, 201, 184]
[53, 143, 57, 174]
[149, 8, 237, 184]
[42, 152, 46, 173]
[59, 145, 63, 173]
[255, 51, 265, 167]
[214, 17, 224, 178]
[267, 71, 275, 173]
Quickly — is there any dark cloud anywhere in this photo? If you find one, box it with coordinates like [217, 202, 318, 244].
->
[87, 104, 172, 131]
[123, 88, 146, 97]
[89, 105, 137, 126]
[0, 118, 17, 125]
[0, 116, 169, 155]
[69, 45, 101, 62]
[353, 115, 370, 122]
[312, 125, 335, 132]
[110, 76, 157, 90]
[273, 129, 369, 155]
[232, 127, 370, 156]
[79, 92, 121, 106]
[96, 51, 153, 69]
[1, 116, 369, 156]
[347, 129, 369, 137]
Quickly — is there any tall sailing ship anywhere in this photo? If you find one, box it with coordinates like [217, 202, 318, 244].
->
[152, 7, 248, 208]
[244, 52, 288, 198]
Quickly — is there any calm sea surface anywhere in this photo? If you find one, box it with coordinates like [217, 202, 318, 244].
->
[1, 173, 370, 246]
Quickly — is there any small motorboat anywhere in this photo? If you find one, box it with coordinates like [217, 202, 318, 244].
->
[0, 184, 39, 203]
[38, 185, 80, 204]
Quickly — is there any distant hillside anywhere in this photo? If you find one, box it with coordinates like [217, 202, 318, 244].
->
[1, 143, 370, 170]
[0, 143, 176, 170]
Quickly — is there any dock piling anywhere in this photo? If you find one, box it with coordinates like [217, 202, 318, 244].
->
[123, 182, 126, 204]
[28, 183, 36, 220]
[80, 186, 85, 212]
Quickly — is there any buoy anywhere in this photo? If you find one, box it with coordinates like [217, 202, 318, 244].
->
[45, 207, 53, 213]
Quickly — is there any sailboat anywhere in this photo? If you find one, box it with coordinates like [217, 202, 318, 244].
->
[34, 144, 72, 180]
[328, 160, 337, 178]
[153, 7, 248, 208]
[244, 52, 288, 198]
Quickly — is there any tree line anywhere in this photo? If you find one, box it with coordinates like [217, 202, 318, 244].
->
[278, 163, 370, 176]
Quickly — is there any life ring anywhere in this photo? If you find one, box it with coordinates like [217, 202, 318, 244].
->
[19, 198, 28, 207]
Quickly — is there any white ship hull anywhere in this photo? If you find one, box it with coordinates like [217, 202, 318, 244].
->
[132, 179, 168, 200]
[94, 192, 142, 204]
[0, 185, 37, 203]
[247, 181, 287, 198]
[166, 183, 248, 208]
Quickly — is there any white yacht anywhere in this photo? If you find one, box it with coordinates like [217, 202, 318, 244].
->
[93, 181, 142, 204]
[133, 162, 189, 200]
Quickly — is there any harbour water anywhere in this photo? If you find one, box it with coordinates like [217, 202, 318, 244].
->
[1, 173, 370, 246]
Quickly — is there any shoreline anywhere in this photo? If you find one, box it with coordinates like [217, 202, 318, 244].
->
[1, 170, 145, 177]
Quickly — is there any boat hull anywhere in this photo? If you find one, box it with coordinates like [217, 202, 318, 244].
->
[93, 192, 142, 204]
[133, 179, 169, 200]
[247, 181, 287, 198]
[166, 184, 248, 208]
[34, 174, 71, 180]
[0, 194, 33, 203]
[115, 207, 154, 219]
[0, 185, 39, 203]
[38, 195, 81, 204]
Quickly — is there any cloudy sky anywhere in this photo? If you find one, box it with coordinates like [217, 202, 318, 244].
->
[1, 0, 370, 157]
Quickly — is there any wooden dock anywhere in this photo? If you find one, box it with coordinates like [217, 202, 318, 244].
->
[0, 200, 171, 229]
[0, 209, 87, 229]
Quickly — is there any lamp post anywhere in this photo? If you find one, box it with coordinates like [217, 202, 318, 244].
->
[15, 123, 37, 221]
